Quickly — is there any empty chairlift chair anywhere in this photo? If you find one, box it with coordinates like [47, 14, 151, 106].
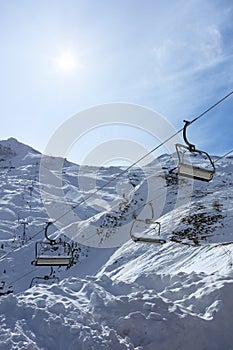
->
[34, 222, 73, 267]
[176, 120, 215, 182]
[30, 266, 59, 288]
[130, 204, 166, 244]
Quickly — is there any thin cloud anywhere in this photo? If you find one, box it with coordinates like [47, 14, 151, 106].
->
[150, 25, 231, 84]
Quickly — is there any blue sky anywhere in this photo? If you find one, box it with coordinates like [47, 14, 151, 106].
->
[0, 0, 233, 164]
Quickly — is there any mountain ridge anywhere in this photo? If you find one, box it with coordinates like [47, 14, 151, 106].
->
[0, 137, 232, 349]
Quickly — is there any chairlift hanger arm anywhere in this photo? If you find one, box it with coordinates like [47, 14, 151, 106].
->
[44, 221, 55, 243]
[183, 120, 196, 152]
[182, 120, 215, 172]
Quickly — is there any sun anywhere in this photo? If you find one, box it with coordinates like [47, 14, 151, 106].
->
[57, 52, 76, 72]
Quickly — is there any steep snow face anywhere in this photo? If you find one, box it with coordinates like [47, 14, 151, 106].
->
[97, 155, 233, 281]
[0, 138, 232, 350]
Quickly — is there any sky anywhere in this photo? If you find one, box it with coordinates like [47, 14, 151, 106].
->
[0, 0, 233, 165]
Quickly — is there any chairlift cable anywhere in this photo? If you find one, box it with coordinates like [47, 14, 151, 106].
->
[212, 149, 233, 165]
[9, 266, 40, 286]
[0, 91, 232, 262]
[6, 147, 233, 287]
[188, 90, 233, 125]
[80, 146, 233, 245]
[51, 90, 233, 225]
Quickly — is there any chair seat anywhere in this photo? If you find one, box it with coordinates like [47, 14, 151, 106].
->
[178, 163, 214, 182]
[35, 256, 72, 266]
[131, 235, 166, 244]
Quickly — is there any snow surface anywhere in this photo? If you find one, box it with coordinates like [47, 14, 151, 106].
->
[0, 137, 233, 350]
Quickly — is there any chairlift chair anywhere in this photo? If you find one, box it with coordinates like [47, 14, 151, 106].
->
[176, 120, 215, 182]
[130, 218, 165, 244]
[30, 266, 59, 288]
[130, 205, 166, 245]
[34, 222, 73, 267]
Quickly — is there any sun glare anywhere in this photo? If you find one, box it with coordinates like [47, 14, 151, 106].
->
[57, 52, 76, 72]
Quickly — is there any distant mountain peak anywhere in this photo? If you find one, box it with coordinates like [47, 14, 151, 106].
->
[0, 137, 40, 161]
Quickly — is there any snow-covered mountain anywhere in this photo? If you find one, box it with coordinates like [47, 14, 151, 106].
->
[0, 137, 232, 350]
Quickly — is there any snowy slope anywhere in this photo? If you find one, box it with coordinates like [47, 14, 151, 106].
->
[1, 271, 233, 350]
[0, 138, 233, 350]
